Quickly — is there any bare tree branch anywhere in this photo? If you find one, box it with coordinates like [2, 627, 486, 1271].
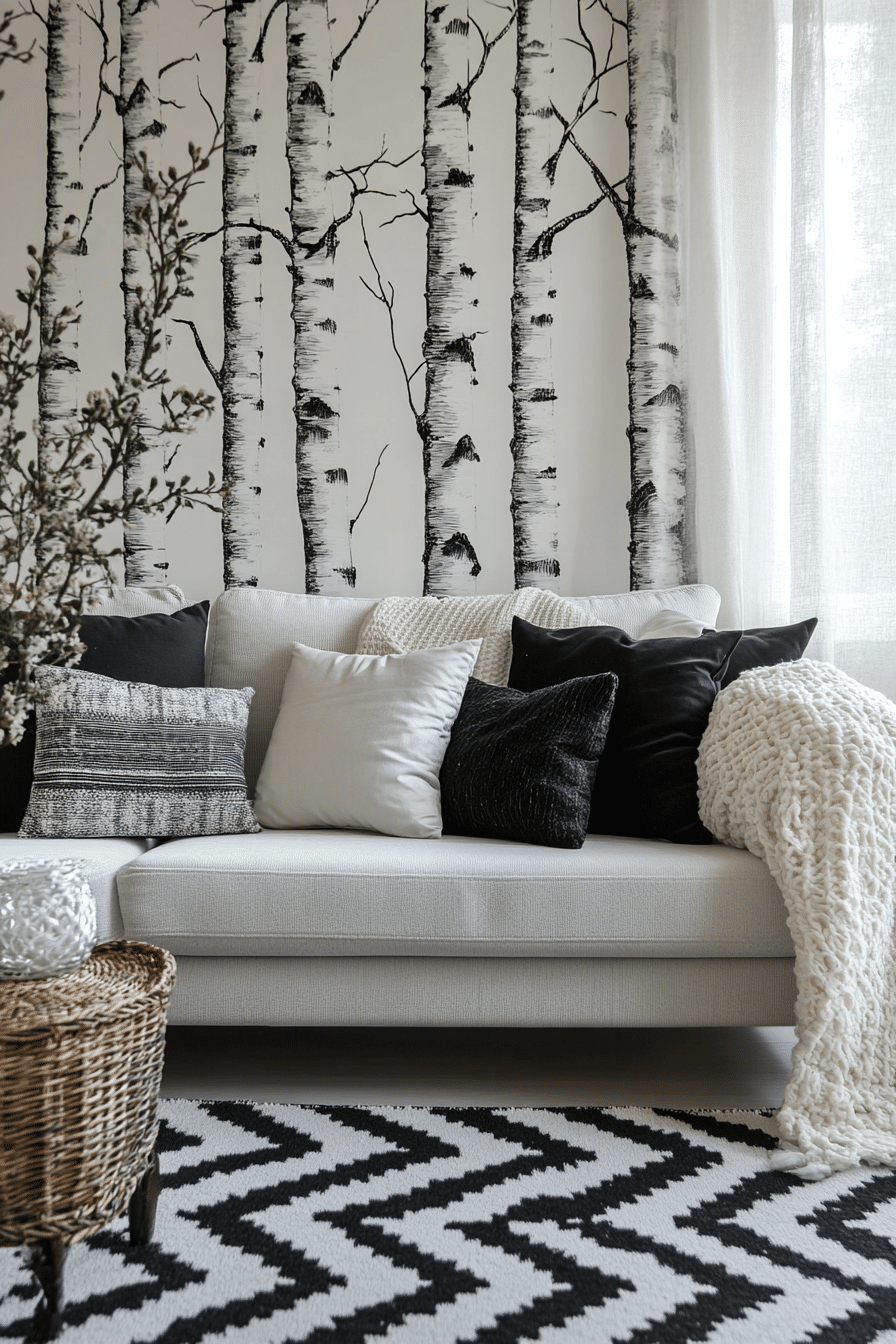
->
[546, 0, 626, 184]
[440, 4, 516, 117]
[193, 0, 226, 28]
[77, 162, 122, 250]
[332, 0, 383, 74]
[159, 51, 199, 79]
[172, 317, 223, 392]
[20, 2, 46, 32]
[593, 0, 627, 31]
[79, 0, 119, 147]
[379, 188, 428, 228]
[196, 78, 221, 139]
[188, 145, 410, 273]
[305, 144, 419, 255]
[336, 143, 419, 178]
[252, 0, 285, 61]
[564, 121, 675, 247]
[358, 213, 423, 439]
[188, 217, 292, 258]
[530, 182, 616, 259]
[561, 120, 627, 222]
[349, 442, 388, 533]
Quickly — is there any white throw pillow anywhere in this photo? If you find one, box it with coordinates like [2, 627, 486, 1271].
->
[637, 608, 711, 639]
[85, 584, 187, 615]
[253, 639, 481, 838]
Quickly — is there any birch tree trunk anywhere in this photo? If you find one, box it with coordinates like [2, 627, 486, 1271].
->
[286, 0, 354, 594]
[119, 0, 167, 585]
[421, 0, 481, 597]
[222, 0, 263, 588]
[510, 0, 558, 591]
[625, 0, 688, 590]
[39, 0, 82, 458]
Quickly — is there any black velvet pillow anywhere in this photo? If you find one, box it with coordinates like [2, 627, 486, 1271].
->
[508, 619, 743, 844]
[0, 600, 209, 833]
[439, 673, 617, 849]
[719, 618, 817, 687]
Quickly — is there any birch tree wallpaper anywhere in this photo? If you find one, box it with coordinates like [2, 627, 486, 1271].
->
[0, 0, 686, 603]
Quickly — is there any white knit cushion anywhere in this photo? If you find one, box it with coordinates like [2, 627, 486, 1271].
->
[86, 584, 187, 615]
[253, 640, 481, 838]
[355, 590, 588, 685]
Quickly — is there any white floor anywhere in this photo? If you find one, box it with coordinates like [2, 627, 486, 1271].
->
[160, 1025, 797, 1111]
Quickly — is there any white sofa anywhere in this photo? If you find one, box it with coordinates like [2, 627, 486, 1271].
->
[0, 585, 796, 1029]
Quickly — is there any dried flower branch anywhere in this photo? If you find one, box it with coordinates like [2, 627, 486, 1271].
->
[1, 147, 222, 750]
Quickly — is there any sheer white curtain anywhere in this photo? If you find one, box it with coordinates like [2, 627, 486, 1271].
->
[679, 0, 896, 699]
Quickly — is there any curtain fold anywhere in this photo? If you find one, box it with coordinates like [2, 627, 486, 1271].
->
[679, 0, 896, 697]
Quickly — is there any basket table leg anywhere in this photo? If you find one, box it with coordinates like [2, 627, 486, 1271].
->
[128, 1147, 160, 1246]
[26, 1238, 67, 1339]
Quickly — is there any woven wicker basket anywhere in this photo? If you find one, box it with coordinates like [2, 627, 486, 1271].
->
[0, 941, 176, 1247]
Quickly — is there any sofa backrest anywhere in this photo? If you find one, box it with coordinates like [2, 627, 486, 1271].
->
[207, 590, 379, 793]
[206, 584, 721, 795]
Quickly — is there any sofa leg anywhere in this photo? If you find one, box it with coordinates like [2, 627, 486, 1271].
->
[128, 1147, 160, 1247]
[26, 1238, 67, 1339]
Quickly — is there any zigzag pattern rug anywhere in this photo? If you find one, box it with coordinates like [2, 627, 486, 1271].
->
[2, 1101, 896, 1343]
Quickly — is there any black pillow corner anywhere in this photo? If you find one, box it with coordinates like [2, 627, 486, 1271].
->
[0, 600, 210, 833]
[77, 598, 210, 687]
[0, 704, 37, 835]
[508, 617, 743, 845]
[719, 616, 818, 687]
[440, 672, 617, 849]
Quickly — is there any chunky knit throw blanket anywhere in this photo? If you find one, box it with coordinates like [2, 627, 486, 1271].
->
[698, 660, 896, 1178]
[355, 590, 587, 685]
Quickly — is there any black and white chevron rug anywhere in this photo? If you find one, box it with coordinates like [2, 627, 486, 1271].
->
[2, 1101, 896, 1343]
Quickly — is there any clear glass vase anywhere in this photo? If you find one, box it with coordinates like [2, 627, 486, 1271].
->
[0, 859, 97, 980]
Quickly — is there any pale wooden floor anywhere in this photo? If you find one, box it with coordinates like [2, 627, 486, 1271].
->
[160, 1025, 797, 1111]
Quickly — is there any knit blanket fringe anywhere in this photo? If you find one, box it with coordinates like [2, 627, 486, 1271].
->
[698, 660, 896, 1178]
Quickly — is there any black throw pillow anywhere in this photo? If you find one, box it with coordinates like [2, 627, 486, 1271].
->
[0, 600, 209, 833]
[719, 617, 818, 687]
[508, 618, 743, 844]
[440, 673, 617, 848]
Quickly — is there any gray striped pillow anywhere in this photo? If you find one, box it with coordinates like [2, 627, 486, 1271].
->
[19, 666, 259, 838]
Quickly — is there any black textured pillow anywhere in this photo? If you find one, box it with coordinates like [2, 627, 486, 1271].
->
[719, 618, 817, 687]
[439, 673, 617, 849]
[0, 601, 209, 833]
[508, 619, 742, 844]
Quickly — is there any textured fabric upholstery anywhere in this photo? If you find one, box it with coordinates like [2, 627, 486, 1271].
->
[20, 669, 258, 839]
[569, 585, 721, 634]
[116, 829, 792, 959]
[0, 833, 152, 941]
[165, 954, 796, 1027]
[85, 584, 187, 615]
[440, 674, 616, 847]
[205, 586, 721, 793]
[254, 640, 480, 837]
[205, 589, 378, 793]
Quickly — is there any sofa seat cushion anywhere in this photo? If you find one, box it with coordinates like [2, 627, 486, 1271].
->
[115, 830, 792, 959]
[0, 834, 153, 941]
